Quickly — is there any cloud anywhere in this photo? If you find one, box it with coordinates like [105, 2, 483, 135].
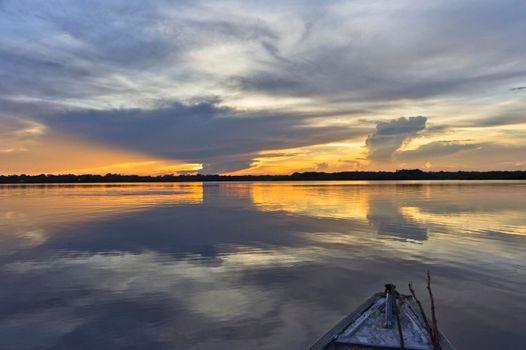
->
[475, 114, 526, 128]
[396, 141, 482, 161]
[0, 117, 46, 138]
[1, 0, 526, 108]
[234, 0, 526, 103]
[367, 198, 428, 242]
[1, 0, 526, 172]
[449, 103, 526, 129]
[36, 99, 368, 173]
[315, 162, 329, 171]
[366, 116, 427, 161]
[0, 148, 27, 154]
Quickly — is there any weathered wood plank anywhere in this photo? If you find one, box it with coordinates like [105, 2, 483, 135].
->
[308, 293, 383, 350]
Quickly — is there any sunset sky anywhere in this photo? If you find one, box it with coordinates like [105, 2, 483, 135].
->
[1, 0, 525, 175]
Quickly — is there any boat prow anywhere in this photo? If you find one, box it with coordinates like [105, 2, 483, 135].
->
[309, 284, 455, 350]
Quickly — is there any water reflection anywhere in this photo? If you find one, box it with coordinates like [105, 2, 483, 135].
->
[251, 182, 373, 222]
[250, 181, 526, 239]
[0, 182, 525, 350]
[0, 183, 202, 252]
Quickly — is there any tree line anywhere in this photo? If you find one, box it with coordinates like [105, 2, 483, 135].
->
[1, 169, 526, 183]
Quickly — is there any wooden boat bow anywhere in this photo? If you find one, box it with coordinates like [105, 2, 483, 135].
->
[308, 284, 455, 350]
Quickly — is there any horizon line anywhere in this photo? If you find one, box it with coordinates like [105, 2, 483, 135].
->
[2, 169, 526, 183]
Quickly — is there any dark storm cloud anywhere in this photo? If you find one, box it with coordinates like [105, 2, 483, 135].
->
[38, 100, 368, 173]
[366, 116, 427, 161]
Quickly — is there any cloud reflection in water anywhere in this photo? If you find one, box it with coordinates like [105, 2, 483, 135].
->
[0, 182, 525, 349]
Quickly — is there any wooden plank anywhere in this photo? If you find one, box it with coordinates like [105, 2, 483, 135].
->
[308, 293, 384, 350]
[339, 298, 385, 338]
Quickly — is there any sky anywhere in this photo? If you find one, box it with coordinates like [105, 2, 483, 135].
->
[1, 0, 525, 175]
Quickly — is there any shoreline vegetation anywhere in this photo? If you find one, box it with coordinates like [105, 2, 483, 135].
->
[1, 169, 526, 183]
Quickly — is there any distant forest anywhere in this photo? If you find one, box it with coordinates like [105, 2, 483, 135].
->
[1, 169, 526, 183]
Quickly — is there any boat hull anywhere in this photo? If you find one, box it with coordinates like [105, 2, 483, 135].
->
[309, 292, 455, 350]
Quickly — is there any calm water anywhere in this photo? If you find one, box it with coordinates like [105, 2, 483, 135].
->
[1, 182, 525, 349]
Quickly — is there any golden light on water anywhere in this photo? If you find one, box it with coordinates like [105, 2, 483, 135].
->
[401, 206, 526, 237]
[250, 182, 370, 221]
[0, 184, 204, 250]
[2, 182, 525, 258]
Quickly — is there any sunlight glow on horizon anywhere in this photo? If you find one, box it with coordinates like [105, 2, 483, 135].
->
[1, 0, 526, 175]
